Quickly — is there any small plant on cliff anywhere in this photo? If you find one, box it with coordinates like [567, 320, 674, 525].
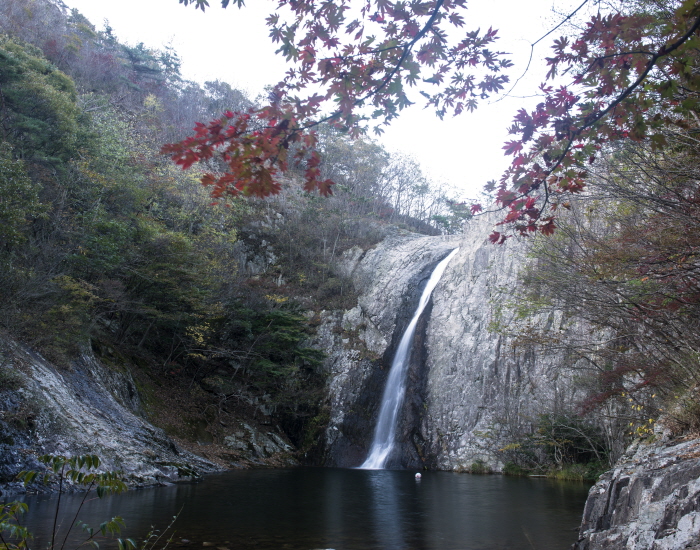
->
[469, 459, 490, 475]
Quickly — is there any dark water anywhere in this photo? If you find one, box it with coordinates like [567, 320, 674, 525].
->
[8, 468, 590, 550]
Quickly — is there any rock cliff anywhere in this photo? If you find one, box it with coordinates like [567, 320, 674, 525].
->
[320, 216, 587, 470]
[0, 336, 217, 495]
[318, 228, 460, 466]
[0, 335, 296, 495]
[573, 432, 700, 550]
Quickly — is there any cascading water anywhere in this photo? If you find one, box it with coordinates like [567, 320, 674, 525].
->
[360, 248, 460, 469]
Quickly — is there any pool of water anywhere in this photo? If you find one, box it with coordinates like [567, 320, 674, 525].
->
[7, 468, 591, 550]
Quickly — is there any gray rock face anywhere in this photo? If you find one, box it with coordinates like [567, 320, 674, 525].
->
[321, 216, 585, 470]
[421, 215, 586, 470]
[573, 434, 700, 550]
[319, 230, 460, 467]
[223, 422, 296, 466]
[0, 337, 218, 495]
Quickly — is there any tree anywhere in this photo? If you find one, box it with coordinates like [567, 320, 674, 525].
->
[0, 144, 45, 248]
[2, 454, 177, 550]
[0, 36, 81, 164]
[510, 123, 700, 435]
[480, 0, 700, 241]
[168, 0, 700, 241]
[166, 0, 511, 198]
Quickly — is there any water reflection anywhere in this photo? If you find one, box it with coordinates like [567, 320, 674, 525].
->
[368, 471, 406, 549]
[8, 469, 590, 550]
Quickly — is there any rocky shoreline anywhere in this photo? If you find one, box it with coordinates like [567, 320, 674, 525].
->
[0, 336, 295, 496]
[572, 431, 700, 549]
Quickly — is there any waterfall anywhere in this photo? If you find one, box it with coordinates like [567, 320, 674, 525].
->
[360, 248, 460, 469]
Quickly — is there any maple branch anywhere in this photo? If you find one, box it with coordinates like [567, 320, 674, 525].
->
[297, 0, 446, 132]
[586, 13, 700, 129]
[497, 12, 700, 233]
[318, 42, 408, 63]
[356, 0, 446, 102]
[591, 50, 655, 60]
[496, 0, 590, 103]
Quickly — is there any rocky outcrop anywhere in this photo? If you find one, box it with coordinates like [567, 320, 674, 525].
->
[573, 433, 700, 550]
[319, 229, 460, 467]
[0, 336, 218, 495]
[321, 216, 588, 470]
[420, 215, 590, 470]
[222, 422, 296, 467]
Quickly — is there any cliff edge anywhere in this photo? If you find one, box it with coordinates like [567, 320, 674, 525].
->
[573, 431, 700, 550]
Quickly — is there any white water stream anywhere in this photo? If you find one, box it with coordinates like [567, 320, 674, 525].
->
[360, 248, 460, 469]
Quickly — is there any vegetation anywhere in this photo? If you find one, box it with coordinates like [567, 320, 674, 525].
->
[172, 0, 700, 245]
[490, 413, 611, 480]
[485, 0, 700, 239]
[513, 123, 700, 441]
[485, 91, 700, 467]
[468, 459, 490, 475]
[172, 0, 511, 197]
[2, 455, 129, 550]
[1, 454, 178, 550]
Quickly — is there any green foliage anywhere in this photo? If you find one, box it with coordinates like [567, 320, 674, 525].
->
[667, 387, 700, 435]
[70, 213, 137, 277]
[469, 459, 489, 475]
[430, 201, 472, 234]
[2, 454, 178, 550]
[299, 407, 330, 455]
[549, 462, 607, 482]
[215, 304, 325, 391]
[37, 276, 101, 361]
[0, 362, 24, 392]
[491, 412, 610, 476]
[534, 413, 608, 466]
[0, 144, 46, 248]
[2, 455, 128, 550]
[202, 300, 327, 444]
[0, 35, 81, 163]
[18, 453, 127, 496]
[0, 501, 31, 550]
[502, 462, 528, 477]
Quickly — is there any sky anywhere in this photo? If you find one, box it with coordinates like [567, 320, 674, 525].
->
[63, 0, 586, 199]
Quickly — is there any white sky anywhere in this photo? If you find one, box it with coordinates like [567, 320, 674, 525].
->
[63, 0, 586, 199]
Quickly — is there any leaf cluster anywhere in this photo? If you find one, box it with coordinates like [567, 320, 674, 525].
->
[2, 455, 129, 550]
[0, 35, 81, 165]
[0, 453, 181, 550]
[169, 0, 512, 199]
[481, 0, 700, 240]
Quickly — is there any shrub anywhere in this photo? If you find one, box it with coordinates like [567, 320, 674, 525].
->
[502, 462, 528, 476]
[469, 459, 489, 475]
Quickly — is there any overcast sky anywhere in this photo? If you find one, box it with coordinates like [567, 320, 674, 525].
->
[63, 0, 585, 198]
